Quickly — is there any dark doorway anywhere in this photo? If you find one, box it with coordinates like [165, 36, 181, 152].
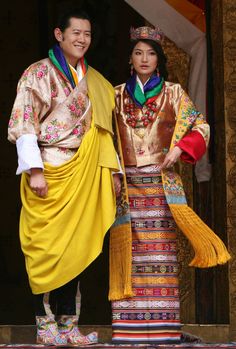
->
[0, 0, 144, 325]
[0, 0, 229, 327]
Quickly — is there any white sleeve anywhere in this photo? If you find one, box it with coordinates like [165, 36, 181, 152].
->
[112, 153, 124, 176]
[16, 134, 44, 175]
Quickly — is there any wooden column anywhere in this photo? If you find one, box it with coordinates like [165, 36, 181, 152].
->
[221, 0, 236, 341]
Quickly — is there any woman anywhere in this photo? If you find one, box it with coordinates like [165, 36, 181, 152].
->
[110, 26, 230, 345]
[8, 9, 120, 346]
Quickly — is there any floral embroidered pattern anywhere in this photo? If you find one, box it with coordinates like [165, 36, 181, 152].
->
[58, 77, 71, 97]
[162, 171, 187, 205]
[42, 119, 67, 143]
[23, 105, 34, 122]
[64, 87, 70, 97]
[8, 109, 21, 128]
[20, 69, 30, 82]
[172, 93, 206, 146]
[70, 120, 86, 139]
[57, 147, 75, 156]
[67, 94, 86, 119]
[34, 63, 48, 79]
[163, 171, 183, 192]
[51, 81, 58, 98]
[20, 63, 48, 84]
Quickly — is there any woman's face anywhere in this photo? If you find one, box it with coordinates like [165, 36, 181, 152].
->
[131, 41, 158, 83]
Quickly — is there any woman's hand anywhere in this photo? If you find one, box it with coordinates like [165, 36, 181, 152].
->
[113, 173, 122, 198]
[160, 146, 183, 170]
[30, 168, 48, 197]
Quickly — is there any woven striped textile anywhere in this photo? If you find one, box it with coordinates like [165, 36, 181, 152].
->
[2, 343, 236, 348]
[112, 165, 181, 344]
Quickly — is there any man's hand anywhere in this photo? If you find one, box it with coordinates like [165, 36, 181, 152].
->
[30, 168, 48, 197]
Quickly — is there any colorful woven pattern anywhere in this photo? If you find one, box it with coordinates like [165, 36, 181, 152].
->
[2, 344, 236, 348]
[112, 165, 181, 344]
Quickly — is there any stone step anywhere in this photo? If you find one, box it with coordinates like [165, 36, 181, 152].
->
[0, 325, 111, 344]
[0, 324, 230, 345]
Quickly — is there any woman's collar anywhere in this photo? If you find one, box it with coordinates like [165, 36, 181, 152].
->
[136, 75, 151, 92]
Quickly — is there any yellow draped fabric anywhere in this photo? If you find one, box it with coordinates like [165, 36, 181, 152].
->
[20, 68, 119, 294]
[109, 113, 133, 301]
[87, 66, 115, 134]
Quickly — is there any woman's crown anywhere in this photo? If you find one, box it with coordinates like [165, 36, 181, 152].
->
[130, 26, 164, 44]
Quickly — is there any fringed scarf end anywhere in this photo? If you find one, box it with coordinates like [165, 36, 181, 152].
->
[169, 204, 231, 268]
[109, 223, 133, 301]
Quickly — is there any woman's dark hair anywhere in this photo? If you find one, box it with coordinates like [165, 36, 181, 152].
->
[130, 39, 168, 80]
[56, 9, 92, 33]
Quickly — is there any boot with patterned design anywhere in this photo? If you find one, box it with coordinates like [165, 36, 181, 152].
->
[36, 315, 67, 345]
[57, 315, 98, 345]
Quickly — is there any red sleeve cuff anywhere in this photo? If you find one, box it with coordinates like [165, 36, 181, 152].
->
[176, 131, 206, 164]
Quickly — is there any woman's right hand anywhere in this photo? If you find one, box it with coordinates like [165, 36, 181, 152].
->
[160, 146, 183, 170]
[30, 168, 48, 197]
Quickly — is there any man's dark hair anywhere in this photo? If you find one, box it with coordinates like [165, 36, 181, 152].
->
[130, 39, 168, 80]
[56, 9, 91, 32]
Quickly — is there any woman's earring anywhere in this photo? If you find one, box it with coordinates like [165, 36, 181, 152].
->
[156, 67, 160, 77]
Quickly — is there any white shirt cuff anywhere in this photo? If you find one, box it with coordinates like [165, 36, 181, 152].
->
[112, 153, 123, 176]
[16, 134, 44, 175]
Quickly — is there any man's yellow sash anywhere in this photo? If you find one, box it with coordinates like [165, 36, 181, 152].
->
[20, 67, 119, 294]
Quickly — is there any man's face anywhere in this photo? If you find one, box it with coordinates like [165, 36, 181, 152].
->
[55, 17, 91, 67]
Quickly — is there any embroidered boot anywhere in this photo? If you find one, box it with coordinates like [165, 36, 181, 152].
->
[36, 315, 67, 345]
[57, 315, 98, 345]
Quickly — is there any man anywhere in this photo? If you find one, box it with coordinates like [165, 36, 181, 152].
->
[8, 9, 120, 345]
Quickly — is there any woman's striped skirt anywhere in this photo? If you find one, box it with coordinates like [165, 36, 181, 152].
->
[112, 165, 181, 344]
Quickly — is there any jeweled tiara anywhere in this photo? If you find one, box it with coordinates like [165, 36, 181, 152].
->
[130, 26, 164, 44]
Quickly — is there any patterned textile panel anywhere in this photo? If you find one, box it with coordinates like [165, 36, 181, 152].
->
[112, 165, 181, 344]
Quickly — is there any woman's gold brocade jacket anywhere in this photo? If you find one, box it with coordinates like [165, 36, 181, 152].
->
[115, 81, 209, 167]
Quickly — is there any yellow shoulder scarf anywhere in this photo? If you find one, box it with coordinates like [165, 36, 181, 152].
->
[20, 67, 119, 294]
[87, 66, 114, 134]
